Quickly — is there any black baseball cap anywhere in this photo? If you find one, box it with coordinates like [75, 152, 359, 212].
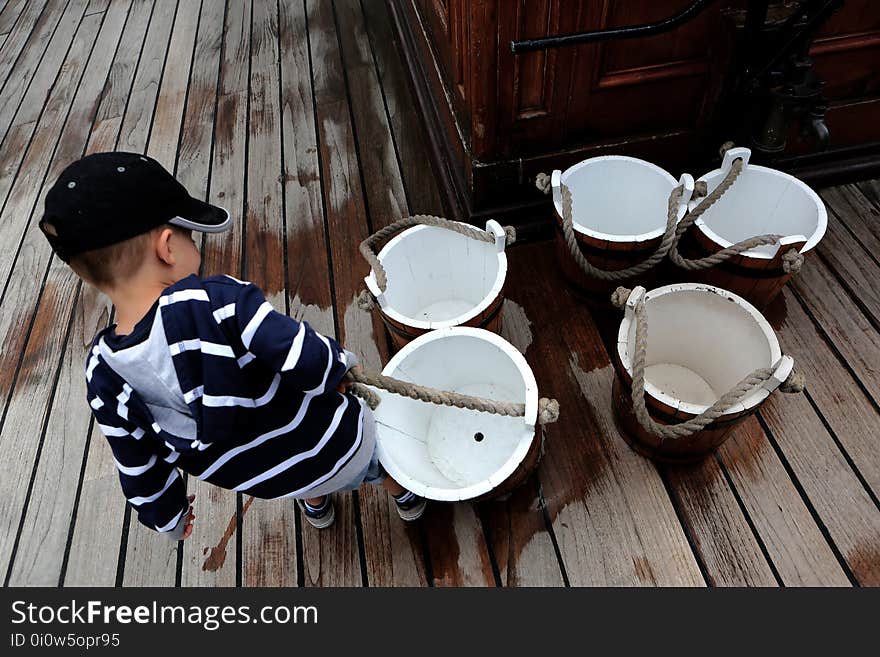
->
[40, 152, 230, 262]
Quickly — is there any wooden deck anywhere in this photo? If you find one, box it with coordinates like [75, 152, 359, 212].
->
[0, 0, 878, 587]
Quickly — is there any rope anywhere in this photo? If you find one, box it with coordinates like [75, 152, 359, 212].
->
[359, 215, 516, 293]
[669, 158, 804, 274]
[559, 181, 686, 282]
[356, 288, 375, 312]
[612, 286, 803, 439]
[345, 368, 560, 425]
[535, 172, 552, 195]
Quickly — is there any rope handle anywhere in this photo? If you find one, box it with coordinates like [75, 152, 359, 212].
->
[612, 286, 804, 440]
[669, 149, 805, 274]
[539, 145, 806, 277]
[559, 174, 693, 283]
[345, 367, 560, 426]
[359, 216, 516, 299]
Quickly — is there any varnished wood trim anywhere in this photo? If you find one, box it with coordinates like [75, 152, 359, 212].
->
[596, 59, 709, 89]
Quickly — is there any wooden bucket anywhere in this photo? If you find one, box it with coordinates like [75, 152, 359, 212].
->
[678, 147, 827, 309]
[550, 156, 693, 303]
[374, 327, 542, 501]
[363, 220, 509, 351]
[611, 284, 796, 463]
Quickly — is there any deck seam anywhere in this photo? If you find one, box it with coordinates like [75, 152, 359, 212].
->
[274, 0, 305, 585]
[23, 0, 137, 587]
[656, 467, 712, 586]
[236, 0, 256, 589]
[822, 190, 880, 271]
[801, 390, 880, 513]
[357, 0, 412, 213]
[2, 272, 80, 587]
[813, 248, 880, 335]
[116, 0, 182, 587]
[0, 0, 87, 310]
[76, 0, 155, 587]
[536, 478, 571, 586]
[0, 2, 105, 447]
[787, 285, 880, 504]
[0, 0, 69, 150]
[328, 0, 371, 586]
[0, 0, 54, 114]
[754, 412, 860, 585]
[169, 0, 205, 590]
[108, 0, 169, 586]
[0, 0, 32, 49]
[713, 452, 785, 586]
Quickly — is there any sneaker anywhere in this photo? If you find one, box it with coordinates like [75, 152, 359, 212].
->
[297, 496, 335, 529]
[393, 490, 426, 521]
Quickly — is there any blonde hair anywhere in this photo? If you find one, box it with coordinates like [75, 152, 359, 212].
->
[68, 228, 160, 287]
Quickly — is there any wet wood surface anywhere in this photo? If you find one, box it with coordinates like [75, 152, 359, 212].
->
[0, 0, 877, 587]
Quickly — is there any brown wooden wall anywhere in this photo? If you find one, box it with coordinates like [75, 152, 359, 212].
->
[392, 0, 880, 224]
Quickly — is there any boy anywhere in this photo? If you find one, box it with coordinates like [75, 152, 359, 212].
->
[39, 152, 425, 540]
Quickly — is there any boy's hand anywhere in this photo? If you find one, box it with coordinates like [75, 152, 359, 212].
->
[181, 494, 196, 540]
[337, 366, 361, 394]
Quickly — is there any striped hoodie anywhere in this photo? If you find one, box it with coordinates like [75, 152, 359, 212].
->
[86, 274, 367, 536]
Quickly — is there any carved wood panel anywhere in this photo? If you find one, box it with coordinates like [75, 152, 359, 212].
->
[407, 0, 879, 162]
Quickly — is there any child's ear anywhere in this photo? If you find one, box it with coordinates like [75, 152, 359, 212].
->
[155, 227, 176, 266]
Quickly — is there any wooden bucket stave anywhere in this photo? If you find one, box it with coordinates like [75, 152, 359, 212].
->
[377, 286, 505, 351]
[611, 284, 794, 463]
[550, 156, 693, 304]
[684, 147, 827, 309]
[364, 220, 509, 351]
[373, 328, 542, 501]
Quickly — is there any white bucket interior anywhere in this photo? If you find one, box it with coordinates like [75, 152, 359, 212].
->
[694, 164, 827, 258]
[370, 225, 506, 330]
[617, 285, 782, 416]
[553, 156, 682, 242]
[375, 328, 538, 501]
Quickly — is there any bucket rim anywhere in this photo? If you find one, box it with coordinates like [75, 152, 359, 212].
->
[365, 223, 507, 330]
[375, 327, 539, 501]
[692, 163, 828, 259]
[616, 283, 783, 417]
[552, 155, 684, 243]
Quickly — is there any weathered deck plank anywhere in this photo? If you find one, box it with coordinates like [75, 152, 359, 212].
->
[62, 0, 157, 587]
[302, 0, 374, 587]
[343, 0, 487, 587]
[505, 243, 705, 587]
[237, 0, 301, 588]
[819, 186, 880, 267]
[177, 0, 235, 589]
[717, 418, 851, 586]
[122, 0, 202, 588]
[479, 475, 565, 587]
[4, 0, 133, 587]
[358, 0, 444, 215]
[1, 0, 878, 588]
[855, 179, 880, 210]
[0, 0, 29, 39]
[0, 0, 53, 104]
[477, 302, 566, 587]
[0, 0, 64, 149]
[0, 0, 90, 298]
[0, 9, 110, 583]
[759, 390, 880, 586]
[813, 194, 880, 329]
[334, 0, 431, 587]
[786, 263, 880, 499]
[663, 458, 778, 587]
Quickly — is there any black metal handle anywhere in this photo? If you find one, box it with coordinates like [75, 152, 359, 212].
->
[509, 0, 718, 54]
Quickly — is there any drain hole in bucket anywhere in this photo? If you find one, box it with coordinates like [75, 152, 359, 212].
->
[474, 432, 484, 442]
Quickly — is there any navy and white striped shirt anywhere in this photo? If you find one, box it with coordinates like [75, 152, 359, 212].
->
[86, 275, 366, 536]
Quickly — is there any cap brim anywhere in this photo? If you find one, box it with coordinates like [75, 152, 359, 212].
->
[169, 197, 231, 233]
